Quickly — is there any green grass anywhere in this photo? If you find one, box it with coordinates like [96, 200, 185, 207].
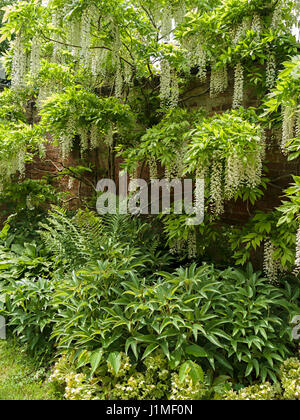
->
[0, 338, 58, 400]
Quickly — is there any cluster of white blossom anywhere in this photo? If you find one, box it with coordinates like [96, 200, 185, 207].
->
[161, 6, 172, 41]
[281, 105, 295, 152]
[251, 13, 262, 36]
[17, 145, 27, 178]
[170, 71, 179, 108]
[170, 373, 206, 400]
[115, 64, 123, 98]
[225, 383, 277, 400]
[173, 1, 186, 25]
[64, 373, 93, 400]
[160, 60, 171, 106]
[170, 239, 186, 256]
[263, 240, 279, 283]
[210, 66, 228, 97]
[225, 153, 244, 200]
[196, 47, 207, 82]
[80, 10, 92, 67]
[30, 36, 41, 75]
[188, 230, 197, 259]
[124, 61, 132, 84]
[68, 176, 75, 190]
[61, 116, 76, 161]
[210, 158, 224, 217]
[271, 1, 283, 30]
[165, 146, 185, 180]
[175, 144, 187, 178]
[49, 356, 99, 400]
[92, 48, 109, 81]
[180, 34, 208, 82]
[233, 62, 244, 109]
[78, 126, 89, 155]
[266, 53, 277, 90]
[90, 124, 101, 149]
[245, 150, 263, 188]
[296, 111, 300, 137]
[232, 18, 251, 46]
[149, 156, 158, 180]
[11, 36, 27, 89]
[294, 226, 300, 273]
[261, 130, 267, 160]
[0, 146, 27, 183]
[51, 8, 67, 62]
[194, 169, 205, 221]
[69, 19, 81, 57]
[104, 126, 114, 148]
[281, 358, 300, 400]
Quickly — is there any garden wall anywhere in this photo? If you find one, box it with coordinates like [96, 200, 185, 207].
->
[26, 72, 300, 223]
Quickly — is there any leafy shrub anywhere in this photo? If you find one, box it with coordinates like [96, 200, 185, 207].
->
[39, 206, 170, 273]
[1, 277, 57, 356]
[51, 262, 297, 383]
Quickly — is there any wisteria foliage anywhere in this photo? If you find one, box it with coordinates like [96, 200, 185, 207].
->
[1, 0, 300, 273]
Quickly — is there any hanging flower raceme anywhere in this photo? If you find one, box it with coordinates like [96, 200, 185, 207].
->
[232, 18, 251, 46]
[104, 126, 114, 148]
[90, 124, 101, 150]
[233, 62, 244, 109]
[80, 9, 92, 68]
[51, 9, 64, 62]
[295, 226, 300, 273]
[115, 63, 123, 98]
[271, 1, 283, 30]
[11, 35, 27, 90]
[17, 144, 27, 178]
[263, 240, 279, 283]
[69, 18, 81, 57]
[210, 66, 228, 97]
[281, 105, 295, 153]
[30, 36, 41, 75]
[225, 153, 244, 200]
[210, 158, 224, 217]
[251, 13, 262, 36]
[194, 169, 205, 223]
[174, 1, 186, 25]
[196, 47, 207, 83]
[61, 116, 76, 161]
[170, 71, 179, 108]
[78, 126, 89, 155]
[148, 156, 158, 181]
[161, 5, 172, 41]
[266, 53, 277, 90]
[160, 60, 171, 106]
[188, 230, 197, 259]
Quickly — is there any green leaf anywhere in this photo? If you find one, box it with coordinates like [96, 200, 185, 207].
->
[142, 344, 159, 360]
[107, 352, 122, 375]
[90, 349, 103, 376]
[185, 344, 208, 358]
